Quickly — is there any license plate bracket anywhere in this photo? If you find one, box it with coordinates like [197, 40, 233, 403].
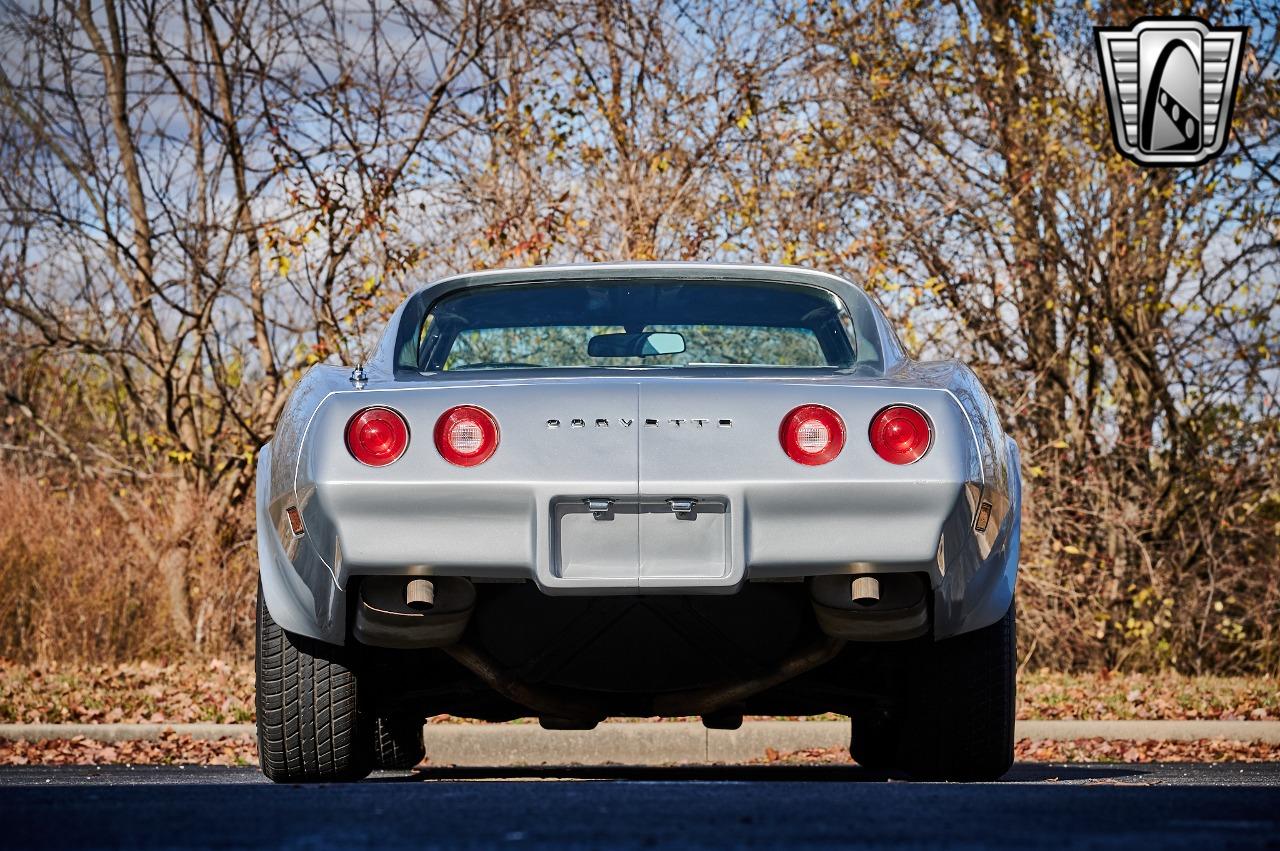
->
[639, 497, 730, 581]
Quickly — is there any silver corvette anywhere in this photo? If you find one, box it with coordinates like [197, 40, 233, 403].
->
[255, 263, 1021, 781]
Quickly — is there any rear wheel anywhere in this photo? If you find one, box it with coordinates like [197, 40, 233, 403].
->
[850, 602, 1016, 781]
[848, 710, 896, 771]
[255, 585, 372, 783]
[372, 714, 426, 770]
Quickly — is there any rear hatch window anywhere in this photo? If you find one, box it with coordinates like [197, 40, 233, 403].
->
[404, 280, 857, 372]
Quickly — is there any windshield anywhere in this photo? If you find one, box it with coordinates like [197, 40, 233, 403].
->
[408, 280, 857, 371]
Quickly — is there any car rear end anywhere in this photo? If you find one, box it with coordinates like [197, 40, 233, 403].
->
[255, 264, 1020, 782]
[302, 374, 983, 582]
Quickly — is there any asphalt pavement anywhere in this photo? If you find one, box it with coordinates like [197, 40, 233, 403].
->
[1, 762, 1278, 849]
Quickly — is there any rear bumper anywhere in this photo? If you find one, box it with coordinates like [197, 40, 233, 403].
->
[257, 437, 1020, 645]
[307, 478, 963, 589]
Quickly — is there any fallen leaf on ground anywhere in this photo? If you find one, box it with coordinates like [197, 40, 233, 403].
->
[0, 733, 257, 766]
[752, 738, 1280, 766]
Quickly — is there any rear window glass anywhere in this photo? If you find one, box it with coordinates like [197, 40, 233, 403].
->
[406, 280, 856, 371]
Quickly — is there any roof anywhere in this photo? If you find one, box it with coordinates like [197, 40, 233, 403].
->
[405, 262, 865, 301]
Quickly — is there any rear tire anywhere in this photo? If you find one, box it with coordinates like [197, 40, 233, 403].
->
[848, 710, 896, 771]
[850, 601, 1016, 781]
[255, 585, 372, 783]
[372, 714, 426, 770]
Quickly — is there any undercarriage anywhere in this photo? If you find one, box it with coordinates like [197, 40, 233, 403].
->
[355, 579, 928, 726]
[255, 578, 1017, 783]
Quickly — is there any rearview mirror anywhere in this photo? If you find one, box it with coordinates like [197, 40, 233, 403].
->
[587, 331, 686, 358]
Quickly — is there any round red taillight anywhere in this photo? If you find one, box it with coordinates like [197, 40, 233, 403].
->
[779, 404, 846, 465]
[434, 405, 500, 467]
[869, 405, 932, 465]
[345, 407, 410, 467]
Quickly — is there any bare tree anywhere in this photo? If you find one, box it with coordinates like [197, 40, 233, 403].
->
[781, 0, 1280, 669]
[0, 0, 520, 641]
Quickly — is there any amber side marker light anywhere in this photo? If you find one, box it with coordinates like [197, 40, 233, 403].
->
[974, 501, 993, 533]
[868, 405, 933, 465]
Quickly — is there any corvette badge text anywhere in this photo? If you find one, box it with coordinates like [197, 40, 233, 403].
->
[546, 418, 732, 428]
[1094, 16, 1247, 167]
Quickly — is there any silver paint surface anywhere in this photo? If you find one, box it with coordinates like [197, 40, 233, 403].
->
[257, 263, 1020, 644]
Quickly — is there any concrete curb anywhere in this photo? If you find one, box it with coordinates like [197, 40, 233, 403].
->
[420, 721, 1280, 766]
[1016, 720, 1280, 744]
[419, 721, 854, 765]
[1, 720, 1277, 764]
[0, 723, 253, 743]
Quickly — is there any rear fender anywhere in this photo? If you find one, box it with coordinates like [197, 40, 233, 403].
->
[257, 442, 347, 644]
[933, 436, 1020, 638]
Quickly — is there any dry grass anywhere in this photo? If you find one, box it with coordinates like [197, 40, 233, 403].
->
[1009, 437, 1280, 676]
[0, 472, 255, 663]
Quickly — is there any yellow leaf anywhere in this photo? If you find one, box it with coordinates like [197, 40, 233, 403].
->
[1062, 545, 1083, 555]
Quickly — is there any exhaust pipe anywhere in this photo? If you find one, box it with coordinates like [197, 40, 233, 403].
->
[851, 575, 880, 607]
[405, 578, 435, 610]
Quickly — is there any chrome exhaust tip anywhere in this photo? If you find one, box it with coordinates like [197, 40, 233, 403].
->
[851, 575, 880, 607]
[405, 578, 435, 611]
